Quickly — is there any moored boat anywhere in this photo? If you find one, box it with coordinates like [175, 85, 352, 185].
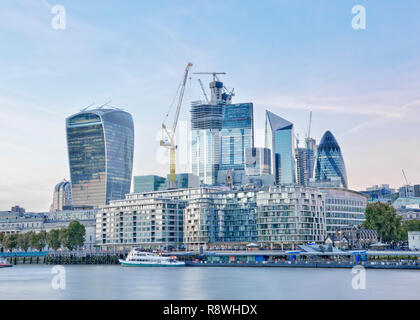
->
[119, 248, 185, 267]
[0, 258, 12, 268]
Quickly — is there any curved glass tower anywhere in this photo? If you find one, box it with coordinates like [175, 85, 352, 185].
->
[314, 131, 348, 189]
[66, 108, 134, 207]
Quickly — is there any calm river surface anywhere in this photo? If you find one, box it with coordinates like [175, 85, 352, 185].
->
[1, 265, 420, 299]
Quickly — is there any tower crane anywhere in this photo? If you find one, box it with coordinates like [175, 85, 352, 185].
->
[193, 72, 226, 81]
[193, 72, 234, 104]
[197, 78, 209, 103]
[402, 169, 411, 186]
[306, 110, 312, 139]
[160, 62, 193, 189]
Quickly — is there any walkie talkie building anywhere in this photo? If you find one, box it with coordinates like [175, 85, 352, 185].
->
[66, 108, 134, 208]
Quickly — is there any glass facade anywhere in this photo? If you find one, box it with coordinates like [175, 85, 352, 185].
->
[133, 175, 166, 193]
[245, 147, 271, 176]
[191, 102, 223, 185]
[257, 186, 326, 244]
[314, 131, 348, 189]
[66, 108, 134, 208]
[321, 188, 367, 235]
[265, 111, 296, 185]
[220, 103, 254, 171]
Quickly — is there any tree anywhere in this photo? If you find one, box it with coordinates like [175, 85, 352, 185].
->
[30, 231, 47, 251]
[47, 229, 61, 251]
[3, 234, 18, 251]
[67, 220, 86, 250]
[363, 202, 403, 242]
[0, 232, 5, 247]
[59, 228, 70, 250]
[38, 230, 47, 250]
[17, 233, 31, 251]
[400, 220, 420, 241]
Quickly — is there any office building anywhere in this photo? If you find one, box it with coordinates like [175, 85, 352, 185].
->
[220, 103, 254, 172]
[133, 175, 166, 193]
[399, 185, 415, 198]
[167, 173, 200, 189]
[415, 185, 420, 197]
[191, 102, 223, 185]
[361, 184, 396, 203]
[66, 107, 134, 208]
[50, 179, 73, 212]
[295, 147, 309, 186]
[321, 188, 368, 235]
[245, 147, 271, 176]
[313, 130, 348, 189]
[265, 111, 296, 185]
[133, 173, 199, 193]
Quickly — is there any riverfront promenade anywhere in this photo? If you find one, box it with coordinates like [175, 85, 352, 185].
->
[1, 249, 420, 269]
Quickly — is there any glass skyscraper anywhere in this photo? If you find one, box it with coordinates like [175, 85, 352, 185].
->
[220, 103, 254, 171]
[66, 108, 134, 207]
[191, 102, 223, 185]
[313, 130, 348, 189]
[245, 147, 271, 176]
[265, 111, 296, 185]
[295, 138, 317, 186]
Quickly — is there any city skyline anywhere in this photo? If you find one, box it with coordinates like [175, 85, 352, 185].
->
[1, 1, 420, 211]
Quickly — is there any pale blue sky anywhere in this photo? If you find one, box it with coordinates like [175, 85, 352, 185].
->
[1, 0, 419, 211]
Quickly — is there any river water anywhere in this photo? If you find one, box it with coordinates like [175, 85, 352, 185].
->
[0, 265, 419, 299]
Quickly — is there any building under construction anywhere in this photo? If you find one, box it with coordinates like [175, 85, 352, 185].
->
[191, 74, 254, 185]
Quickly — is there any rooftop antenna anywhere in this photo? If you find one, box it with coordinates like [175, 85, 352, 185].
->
[80, 103, 95, 112]
[98, 101, 112, 109]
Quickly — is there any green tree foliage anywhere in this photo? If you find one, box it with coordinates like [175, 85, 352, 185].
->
[363, 202, 403, 242]
[401, 220, 420, 241]
[59, 228, 70, 250]
[17, 233, 31, 251]
[67, 220, 86, 250]
[3, 234, 18, 251]
[0, 232, 5, 246]
[2, 222, 86, 252]
[47, 229, 61, 250]
[30, 230, 47, 251]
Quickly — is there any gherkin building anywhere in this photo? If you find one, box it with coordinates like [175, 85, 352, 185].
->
[314, 131, 348, 188]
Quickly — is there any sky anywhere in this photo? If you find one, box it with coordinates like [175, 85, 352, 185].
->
[0, 0, 419, 211]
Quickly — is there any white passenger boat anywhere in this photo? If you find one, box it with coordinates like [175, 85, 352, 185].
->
[119, 248, 185, 267]
[0, 258, 12, 268]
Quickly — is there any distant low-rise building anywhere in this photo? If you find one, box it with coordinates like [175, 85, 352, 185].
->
[408, 231, 420, 250]
[361, 184, 396, 203]
[0, 209, 97, 250]
[397, 207, 420, 221]
[334, 226, 378, 249]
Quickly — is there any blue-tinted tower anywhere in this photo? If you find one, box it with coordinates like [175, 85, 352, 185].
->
[265, 111, 296, 185]
[314, 130, 348, 189]
[220, 103, 254, 171]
